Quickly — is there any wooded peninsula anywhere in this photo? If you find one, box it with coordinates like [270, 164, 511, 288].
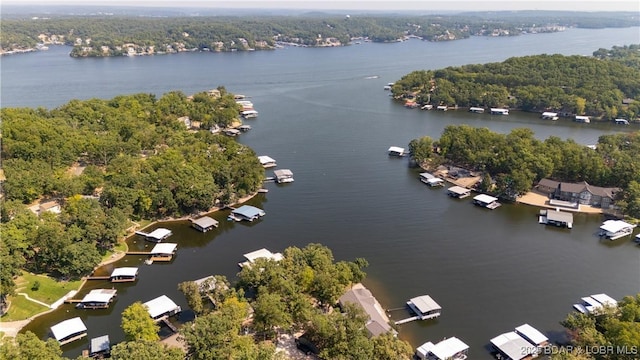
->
[1, 11, 638, 56]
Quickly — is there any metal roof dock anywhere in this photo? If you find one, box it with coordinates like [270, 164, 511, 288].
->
[415, 336, 469, 360]
[143, 295, 182, 321]
[447, 186, 471, 198]
[50, 317, 87, 345]
[229, 205, 266, 222]
[190, 216, 219, 232]
[110, 267, 138, 282]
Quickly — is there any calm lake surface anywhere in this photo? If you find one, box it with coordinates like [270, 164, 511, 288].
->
[3, 27, 640, 359]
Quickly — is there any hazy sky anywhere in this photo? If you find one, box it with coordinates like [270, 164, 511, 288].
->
[4, 0, 640, 12]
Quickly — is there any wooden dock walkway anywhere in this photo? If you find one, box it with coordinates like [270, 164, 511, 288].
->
[394, 316, 420, 325]
[126, 251, 151, 255]
[84, 276, 110, 280]
[159, 318, 178, 333]
[63, 299, 82, 304]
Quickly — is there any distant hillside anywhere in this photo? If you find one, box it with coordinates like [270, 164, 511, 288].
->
[392, 44, 640, 121]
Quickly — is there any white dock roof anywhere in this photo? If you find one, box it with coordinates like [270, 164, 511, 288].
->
[600, 220, 635, 233]
[90, 335, 110, 354]
[542, 112, 558, 117]
[448, 186, 471, 195]
[427, 178, 444, 184]
[388, 146, 405, 153]
[80, 289, 117, 304]
[274, 169, 293, 177]
[51, 317, 87, 341]
[243, 248, 284, 262]
[590, 293, 618, 307]
[409, 295, 442, 314]
[110, 267, 138, 278]
[257, 155, 276, 165]
[490, 331, 536, 360]
[474, 194, 498, 204]
[515, 323, 548, 346]
[144, 295, 180, 319]
[419, 172, 435, 179]
[419, 337, 469, 360]
[150, 243, 178, 255]
[147, 228, 172, 240]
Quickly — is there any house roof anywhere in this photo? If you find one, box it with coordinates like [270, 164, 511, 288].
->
[515, 324, 548, 346]
[191, 216, 219, 229]
[51, 317, 87, 341]
[409, 295, 442, 314]
[90, 335, 110, 354]
[490, 331, 536, 360]
[600, 220, 635, 233]
[474, 194, 498, 204]
[150, 243, 178, 255]
[339, 284, 393, 337]
[419, 337, 469, 360]
[143, 295, 180, 319]
[537, 178, 560, 189]
[558, 181, 619, 200]
[232, 205, 265, 219]
[110, 267, 138, 278]
[80, 289, 117, 304]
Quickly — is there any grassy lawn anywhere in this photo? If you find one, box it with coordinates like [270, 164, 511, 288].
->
[16, 271, 82, 305]
[1, 295, 49, 321]
[101, 241, 129, 263]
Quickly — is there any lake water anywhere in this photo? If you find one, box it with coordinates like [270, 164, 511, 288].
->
[3, 27, 640, 359]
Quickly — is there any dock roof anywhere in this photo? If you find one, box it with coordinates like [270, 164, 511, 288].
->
[191, 216, 219, 229]
[515, 324, 548, 346]
[257, 155, 276, 165]
[110, 267, 138, 278]
[388, 146, 405, 153]
[51, 317, 87, 341]
[474, 194, 498, 204]
[90, 335, 110, 354]
[490, 331, 536, 360]
[143, 295, 180, 319]
[590, 293, 618, 307]
[232, 205, 265, 219]
[419, 172, 435, 179]
[409, 295, 442, 314]
[600, 220, 635, 233]
[150, 243, 178, 255]
[243, 248, 284, 263]
[147, 228, 172, 241]
[80, 289, 117, 304]
[545, 210, 573, 223]
[274, 169, 293, 177]
[447, 186, 471, 195]
[418, 337, 469, 360]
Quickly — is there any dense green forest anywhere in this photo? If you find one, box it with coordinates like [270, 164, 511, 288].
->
[392, 45, 640, 120]
[550, 294, 640, 360]
[1, 11, 638, 56]
[409, 125, 640, 215]
[0, 88, 264, 297]
[1, 244, 414, 360]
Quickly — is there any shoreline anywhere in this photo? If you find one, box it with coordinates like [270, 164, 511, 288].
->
[0, 192, 259, 338]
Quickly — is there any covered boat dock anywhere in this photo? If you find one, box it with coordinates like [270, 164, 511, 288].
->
[274, 169, 294, 183]
[415, 336, 469, 360]
[228, 205, 266, 222]
[110, 267, 138, 282]
[447, 186, 471, 199]
[539, 209, 573, 228]
[599, 220, 636, 240]
[257, 155, 277, 168]
[473, 194, 501, 209]
[135, 228, 172, 243]
[239, 248, 284, 268]
[89, 335, 110, 358]
[490, 331, 537, 360]
[144, 295, 182, 321]
[76, 289, 117, 309]
[388, 146, 406, 156]
[190, 216, 219, 232]
[515, 323, 549, 347]
[149, 243, 178, 262]
[51, 317, 87, 345]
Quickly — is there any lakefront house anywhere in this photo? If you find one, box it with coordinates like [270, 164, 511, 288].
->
[535, 179, 619, 209]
